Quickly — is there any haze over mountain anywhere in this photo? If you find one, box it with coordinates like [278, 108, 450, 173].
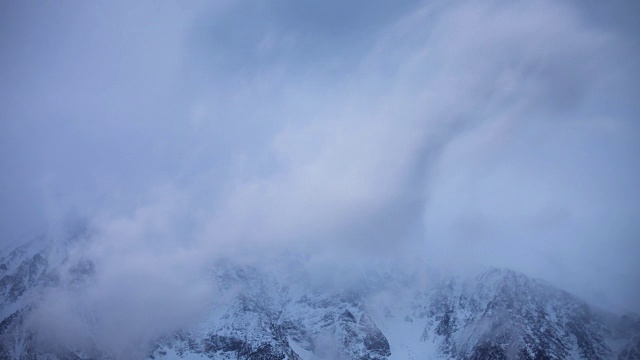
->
[1, 235, 639, 359]
[1, 0, 639, 358]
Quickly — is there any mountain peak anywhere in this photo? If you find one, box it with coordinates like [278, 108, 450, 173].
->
[0, 239, 638, 359]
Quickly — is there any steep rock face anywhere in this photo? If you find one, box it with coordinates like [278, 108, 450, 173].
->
[281, 290, 390, 359]
[149, 264, 390, 360]
[0, 241, 49, 310]
[1, 237, 639, 360]
[0, 237, 102, 360]
[149, 265, 637, 360]
[616, 317, 640, 360]
[0, 240, 50, 359]
[415, 269, 613, 359]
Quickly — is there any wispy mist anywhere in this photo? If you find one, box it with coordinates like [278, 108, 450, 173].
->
[1, 0, 639, 354]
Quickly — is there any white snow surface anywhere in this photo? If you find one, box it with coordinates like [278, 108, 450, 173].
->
[1, 237, 638, 359]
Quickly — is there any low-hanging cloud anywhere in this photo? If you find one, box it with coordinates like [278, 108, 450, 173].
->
[29, 186, 215, 357]
[1, 0, 639, 355]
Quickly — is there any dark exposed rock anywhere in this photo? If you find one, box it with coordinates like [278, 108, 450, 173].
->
[1, 238, 639, 360]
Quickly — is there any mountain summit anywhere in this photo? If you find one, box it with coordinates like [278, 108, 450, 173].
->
[1, 237, 638, 359]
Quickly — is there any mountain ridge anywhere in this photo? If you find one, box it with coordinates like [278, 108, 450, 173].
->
[0, 236, 638, 359]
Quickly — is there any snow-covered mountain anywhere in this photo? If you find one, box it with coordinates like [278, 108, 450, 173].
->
[1, 236, 638, 359]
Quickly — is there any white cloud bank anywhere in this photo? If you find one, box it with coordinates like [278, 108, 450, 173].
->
[1, 0, 639, 355]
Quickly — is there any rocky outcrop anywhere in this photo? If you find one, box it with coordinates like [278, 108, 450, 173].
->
[0, 237, 638, 359]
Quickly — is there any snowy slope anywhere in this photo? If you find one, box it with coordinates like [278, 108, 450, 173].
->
[1, 235, 638, 359]
[148, 265, 638, 360]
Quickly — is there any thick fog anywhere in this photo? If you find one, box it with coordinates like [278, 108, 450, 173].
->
[1, 0, 639, 356]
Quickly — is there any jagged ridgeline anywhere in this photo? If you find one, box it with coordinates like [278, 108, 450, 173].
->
[1, 236, 639, 359]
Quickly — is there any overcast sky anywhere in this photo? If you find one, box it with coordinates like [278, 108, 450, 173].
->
[1, 0, 640, 339]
